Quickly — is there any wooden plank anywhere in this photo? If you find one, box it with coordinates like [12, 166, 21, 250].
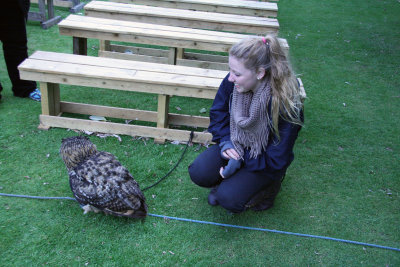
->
[59, 15, 289, 53]
[25, 51, 227, 79]
[99, 50, 169, 64]
[84, 1, 279, 34]
[113, 0, 278, 17]
[62, 14, 284, 46]
[60, 101, 210, 128]
[62, 14, 251, 39]
[99, 50, 228, 70]
[40, 15, 63, 29]
[59, 17, 239, 52]
[107, 45, 229, 64]
[61, 101, 157, 122]
[20, 69, 219, 99]
[19, 59, 221, 99]
[85, 1, 276, 25]
[39, 115, 213, 144]
[177, 59, 229, 71]
[109, 44, 170, 57]
[21, 56, 222, 89]
[184, 52, 228, 63]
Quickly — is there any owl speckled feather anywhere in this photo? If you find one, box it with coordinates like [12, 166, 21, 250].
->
[60, 136, 147, 218]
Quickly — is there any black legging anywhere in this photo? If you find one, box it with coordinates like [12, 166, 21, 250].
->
[188, 144, 281, 213]
[0, 0, 36, 98]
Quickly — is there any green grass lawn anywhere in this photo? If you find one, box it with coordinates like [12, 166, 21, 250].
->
[0, 0, 399, 265]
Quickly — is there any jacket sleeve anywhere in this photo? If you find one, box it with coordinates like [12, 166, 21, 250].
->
[208, 74, 233, 143]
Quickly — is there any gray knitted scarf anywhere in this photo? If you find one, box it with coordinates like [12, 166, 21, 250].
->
[230, 80, 272, 159]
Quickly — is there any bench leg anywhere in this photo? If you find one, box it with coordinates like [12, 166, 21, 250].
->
[100, 40, 111, 52]
[39, 0, 46, 19]
[73, 37, 87, 55]
[39, 82, 60, 130]
[47, 0, 55, 19]
[177, 48, 184, 60]
[155, 94, 170, 144]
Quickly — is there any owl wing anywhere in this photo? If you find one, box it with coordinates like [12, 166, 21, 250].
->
[69, 151, 147, 218]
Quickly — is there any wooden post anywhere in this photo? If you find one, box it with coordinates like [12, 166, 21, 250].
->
[73, 37, 87, 55]
[39, 0, 46, 18]
[47, 0, 55, 18]
[157, 95, 170, 128]
[99, 40, 111, 52]
[177, 48, 184, 60]
[39, 82, 60, 130]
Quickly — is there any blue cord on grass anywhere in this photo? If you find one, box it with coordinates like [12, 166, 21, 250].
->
[0, 192, 399, 252]
[0, 192, 76, 201]
[148, 213, 400, 252]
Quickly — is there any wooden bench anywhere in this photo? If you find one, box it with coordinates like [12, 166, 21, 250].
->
[84, 1, 280, 35]
[28, 0, 62, 29]
[59, 15, 289, 71]
[110, 0, 278, 18]
[18, 51, 231, 143]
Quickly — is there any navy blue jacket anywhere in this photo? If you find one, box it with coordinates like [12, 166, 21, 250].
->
[208, 74, 302, 180]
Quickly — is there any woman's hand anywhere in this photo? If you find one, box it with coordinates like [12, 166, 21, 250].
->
[222, 148, 240, 160]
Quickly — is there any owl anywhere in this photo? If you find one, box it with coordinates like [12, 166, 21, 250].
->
[60, 136, 147, 218]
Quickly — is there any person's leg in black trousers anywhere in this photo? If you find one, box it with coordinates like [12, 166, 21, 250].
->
[0, 0, 37, 99]
[188, 145, 279, 213]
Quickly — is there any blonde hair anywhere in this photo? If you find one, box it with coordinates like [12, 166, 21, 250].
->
[229, 34, 303, 138]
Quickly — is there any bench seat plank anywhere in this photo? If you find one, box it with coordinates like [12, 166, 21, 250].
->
[20, 63, 220, 99]
[112, 0, 278, 17]
[27, 50, 227, 79]
[60, 15, 243, 53]
[84, 1, 279, 34]
[62, 14, 252, 41]
[60, 15, 288, 53]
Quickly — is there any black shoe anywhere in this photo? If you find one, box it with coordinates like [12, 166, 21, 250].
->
[246, 179, 282, 211]
[208, 186, 219, 206]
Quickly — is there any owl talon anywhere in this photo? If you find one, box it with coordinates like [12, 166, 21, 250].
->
[82, 204, 100, 214]
[82, 204, 91, 214]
